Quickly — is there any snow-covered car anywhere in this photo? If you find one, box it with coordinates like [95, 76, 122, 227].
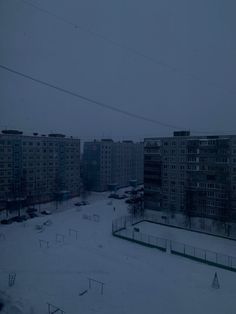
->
[74, 201, 89, 206]
[81, 201, 89, 205]
[108, 194, 116, 199]
[119, 195, 127, 199]
[109, 194, 126, 199]
[40, 210, 51, 216]
[74, 202, 83, 206]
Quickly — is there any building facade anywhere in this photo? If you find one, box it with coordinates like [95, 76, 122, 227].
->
[83, 139, 143, 192]
[0, 130, 80, 209]
[144, 131, 236, 222]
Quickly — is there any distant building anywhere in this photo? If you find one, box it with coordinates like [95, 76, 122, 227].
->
[0, 130, 80, 209]
[144, 131, 236, 222]
[83, 139, 143, 191]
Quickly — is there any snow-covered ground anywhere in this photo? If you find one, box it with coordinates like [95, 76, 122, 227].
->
[0, 190, 236, 314]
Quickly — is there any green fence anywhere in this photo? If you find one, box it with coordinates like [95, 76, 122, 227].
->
[112, 216, 167, 251]
[112, 215, 236, 272]
[170, 241, 236, 271]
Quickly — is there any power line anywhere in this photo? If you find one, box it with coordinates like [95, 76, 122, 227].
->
[0, 63, 183, 130]
[16, 0, 236, 97]
[0, 63, 235, 135]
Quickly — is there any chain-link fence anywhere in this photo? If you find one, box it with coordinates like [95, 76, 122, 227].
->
[143, 212, 236, 240]
[112, 216, 167, 251]
[112, 215, 236, 272]
[170, 241, 236, 271]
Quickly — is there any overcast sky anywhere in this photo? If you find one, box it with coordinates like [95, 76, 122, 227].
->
[0, 0, 236, 141]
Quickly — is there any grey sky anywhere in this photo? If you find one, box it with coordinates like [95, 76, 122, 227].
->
[0, 0, 236, 141]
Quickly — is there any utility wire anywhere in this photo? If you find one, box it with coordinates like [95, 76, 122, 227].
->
[16, 0, 236, 97]
[0, 63, 235, 135]
[0, 63, 184, 130]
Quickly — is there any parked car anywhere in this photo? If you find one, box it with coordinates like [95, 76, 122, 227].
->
[118, 195, 127, 199]
[75, 201, 89, 206]
[125, 197, 143, 204]
[108, 194, 116, 199]
[17, 215, 28, 222]
[28, 213, 38, 219]
[74, 202, 83, 206]
[10, 215, 28, 223]
[124, 190, 132, 194]
[41, 210, 51, 216]
[74, 202, 82, 206]
[81, 201, 89, 205]
[136, 187, 144, 192]
[125, 199, 134, 204]
[0, 219, 12, 225]
[26, 207, 38, 214]
[109, 194, 126, 199]
[9, 216, 19, 223]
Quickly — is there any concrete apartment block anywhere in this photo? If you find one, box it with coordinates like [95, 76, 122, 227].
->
[83, 139, 143, 192]
[0, 130, 80, 209]
[144, 131, 236, 222]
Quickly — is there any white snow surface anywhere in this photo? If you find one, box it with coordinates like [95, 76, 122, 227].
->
[0, 190, 236, 314]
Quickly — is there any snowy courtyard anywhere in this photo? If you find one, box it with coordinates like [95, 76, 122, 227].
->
[0, 192, 236, 313]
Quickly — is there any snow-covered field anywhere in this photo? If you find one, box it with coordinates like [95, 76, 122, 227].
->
[0, 191, 236, 314]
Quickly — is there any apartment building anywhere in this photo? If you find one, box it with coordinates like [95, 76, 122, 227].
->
[144, 131, 236, 222]
[0, 130, 80, 209]
[83, 139, 143, 192]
